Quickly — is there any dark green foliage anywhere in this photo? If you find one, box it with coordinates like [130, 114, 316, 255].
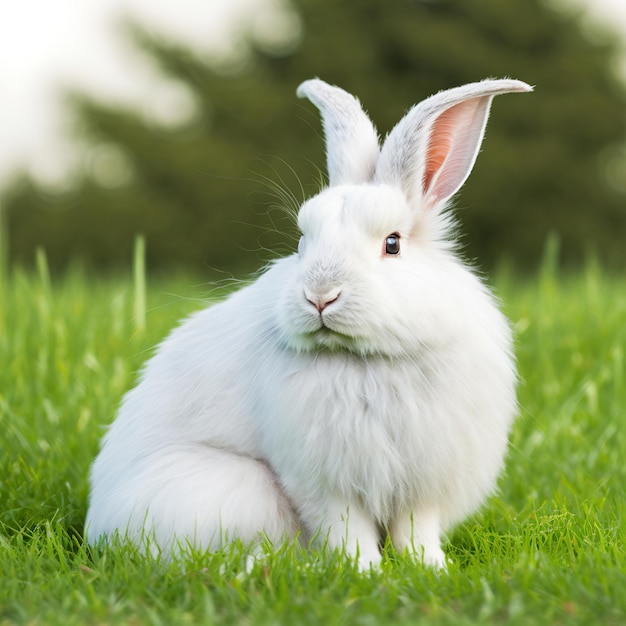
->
[4, 0, 626, 274]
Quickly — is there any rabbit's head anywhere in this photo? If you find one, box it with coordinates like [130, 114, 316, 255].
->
[275, 78, 532, 356]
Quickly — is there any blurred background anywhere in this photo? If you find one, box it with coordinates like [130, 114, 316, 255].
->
[1, 0, 626, 277]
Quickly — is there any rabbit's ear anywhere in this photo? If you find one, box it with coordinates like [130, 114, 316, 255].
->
[297, 79, 380, 186]
[375, 79, 532, 210]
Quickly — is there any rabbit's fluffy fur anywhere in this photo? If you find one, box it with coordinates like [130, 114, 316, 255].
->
[86, 78, 532, 569]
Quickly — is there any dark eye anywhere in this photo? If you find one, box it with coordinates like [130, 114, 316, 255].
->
[384, 233, 401, 256]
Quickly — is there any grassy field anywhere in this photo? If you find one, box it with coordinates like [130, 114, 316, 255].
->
[0, 246, 625, 625]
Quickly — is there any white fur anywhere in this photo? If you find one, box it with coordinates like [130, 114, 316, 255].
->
[86, 78, 532, 569]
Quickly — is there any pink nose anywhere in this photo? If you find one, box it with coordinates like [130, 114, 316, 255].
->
[304, 287, 341, 313]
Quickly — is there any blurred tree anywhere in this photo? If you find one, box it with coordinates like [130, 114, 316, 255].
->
[4, 0, 626, 274]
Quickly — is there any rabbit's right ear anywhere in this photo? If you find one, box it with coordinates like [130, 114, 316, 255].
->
[375, 79, 533, 212]
[297, 79, 380, 186]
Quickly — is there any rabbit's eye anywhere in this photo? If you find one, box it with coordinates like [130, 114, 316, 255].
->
[384, 233, 401, 256]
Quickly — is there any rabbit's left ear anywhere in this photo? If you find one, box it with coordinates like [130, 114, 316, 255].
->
[297, 79, 380, 186]
[375, 79, 533, 211]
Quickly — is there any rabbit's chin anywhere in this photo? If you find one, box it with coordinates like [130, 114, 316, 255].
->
[295, 327, 361, 353]
[288, 328, 396, 358]
[280, 316, 406, 357]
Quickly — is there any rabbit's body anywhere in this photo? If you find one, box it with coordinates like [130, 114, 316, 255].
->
[86, 79, 531, 568]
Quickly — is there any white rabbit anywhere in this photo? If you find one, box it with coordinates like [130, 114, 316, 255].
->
[86, 77, 532, 569]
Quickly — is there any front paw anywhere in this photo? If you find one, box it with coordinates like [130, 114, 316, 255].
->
[389, 508, 447, 570]
[356, 548, 383, 572]
[420, 544, 447, 570]
[397, 540, 447, 570]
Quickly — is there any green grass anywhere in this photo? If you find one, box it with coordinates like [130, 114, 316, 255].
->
[1, 250, 625, 625]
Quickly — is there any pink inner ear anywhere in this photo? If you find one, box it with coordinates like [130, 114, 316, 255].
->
[422, 98, 488, 207]
[423, 106, 457, 193]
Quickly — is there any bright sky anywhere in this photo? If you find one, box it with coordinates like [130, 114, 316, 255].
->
[0, 0, 290, 187]
[0, 0, 624, 188]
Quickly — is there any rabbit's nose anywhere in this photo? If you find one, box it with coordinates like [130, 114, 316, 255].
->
[304, 287, 342, 313]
